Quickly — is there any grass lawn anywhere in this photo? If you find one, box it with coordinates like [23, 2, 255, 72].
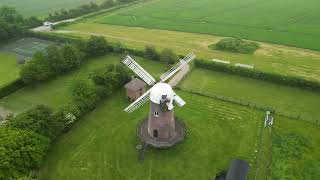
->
[0, 0, 103, 17]
[39, 90, 263, 179]
[56, 23, 320, 82]
[271, 117, 320, 179]
[180, 68, 320, 123]
[0, 53, 20, 88]
[0, 54, 166, 113]
[96, 0, 320, 51]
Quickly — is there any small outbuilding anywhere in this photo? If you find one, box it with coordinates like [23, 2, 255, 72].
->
[125, 78, 147, 101]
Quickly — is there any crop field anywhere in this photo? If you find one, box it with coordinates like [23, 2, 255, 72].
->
[0, 54, 166, 113]
[0, 0, 102, 17]
[180, 68, 320, 122]
[96, 0, 320, 51]
[39, 90, 263, 179]
[0, 53, 20, 88]
[56, 23, 320, 82]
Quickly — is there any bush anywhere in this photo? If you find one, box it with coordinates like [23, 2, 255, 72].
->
[20, 43, 84, 84]
[144, 45, 159, 61]
[194, 59, 320, 91]
[46, 45, 65, 73]
[160, 48, 178, 64]
[85, 36, 109, 57]
[214, 38, 259, 54]
[0, 128, 50, 179]
[61, 44, 83, 70]
[53, 102, 81, 132]
[71, 77, 100, 113]
[7, 105, 63, 140]
[113, 42, 126, 53]
[20, 52, 53, 84]
[71, 64, 130, 114]
[0, 79, 25, 99]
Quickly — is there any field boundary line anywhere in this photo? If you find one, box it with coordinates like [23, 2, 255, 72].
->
[178, 87, 320, 125]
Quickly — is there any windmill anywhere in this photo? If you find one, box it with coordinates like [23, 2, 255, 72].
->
[122, 52, 196, 148]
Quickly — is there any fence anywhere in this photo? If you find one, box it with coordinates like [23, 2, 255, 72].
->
[177, 87, 320, 125]
[254, 115, 274, 180]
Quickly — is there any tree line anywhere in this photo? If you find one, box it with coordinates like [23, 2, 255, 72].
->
[145, 45, 179, 64]
[1, 59, 131, 180]
[0, 6, 42, 41]
[0, 0, 140, 42]
[20, 35, 179, 85]
[46, 0, 139, 22]
[194, 59, 320, 91]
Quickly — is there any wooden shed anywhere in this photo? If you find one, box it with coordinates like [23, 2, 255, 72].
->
[125, 78, 147, 101]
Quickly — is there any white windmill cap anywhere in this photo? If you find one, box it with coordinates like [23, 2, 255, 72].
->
[150, 83, 175, 104]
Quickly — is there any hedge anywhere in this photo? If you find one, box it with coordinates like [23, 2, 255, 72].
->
[194, 59, 320, 91]
[27, 31, 146, 57]
[0, 79, 25, 99]
[1, 64, 130, 179]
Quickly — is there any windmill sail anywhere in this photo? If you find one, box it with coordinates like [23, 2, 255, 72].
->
[124, 89, 151, 113]
[181, 52, 196, 64]
[122, 55, 156, 86]
[160, 52, 196, 82]
[173, 94, 186, 107]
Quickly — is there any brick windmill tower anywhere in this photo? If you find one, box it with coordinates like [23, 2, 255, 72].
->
[122, 52, 196, 148]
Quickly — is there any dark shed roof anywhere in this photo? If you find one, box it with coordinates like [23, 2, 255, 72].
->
[125, 78, 147, 91]
[226, 159, 250, 180]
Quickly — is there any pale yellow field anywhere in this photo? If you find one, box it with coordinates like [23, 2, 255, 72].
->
[56, 22, 320, 82]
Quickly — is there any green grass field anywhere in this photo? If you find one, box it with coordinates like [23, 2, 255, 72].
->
[180, 68, 320, 122]
[0, 53, 20, 88]
[0, 0, 102, 17]
[0, 54, 167, 113]
[96, 0, 320, 51]
[271, 117, 320, 179]
[39, 90, 263, 179]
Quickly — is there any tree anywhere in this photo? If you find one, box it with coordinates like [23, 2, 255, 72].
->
[61, 44, 83, 70]
[7, 105, 63, 140]
[0, 128, 49, 179]
[90, 64, 130, 98]
[113, 42, 125, 53]
[71, 78, 100, 113]
[46, 45, 65, 74]
[0, 6, 23, 23]
[85, 36, 109, 57]
[101, 0, 115, 8]
[24, 16, 42, 28]
[160, 48, 178, 64]
[20, 52, 52, 84]
[144, 45, 159, 61]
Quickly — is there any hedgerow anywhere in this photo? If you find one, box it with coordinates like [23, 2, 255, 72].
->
[194, 59, 320, 91]
[1, 64, 130, 179]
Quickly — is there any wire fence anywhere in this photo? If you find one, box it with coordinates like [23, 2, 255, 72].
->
[177, 87, 320, 126]
[254, 117, 274, 180]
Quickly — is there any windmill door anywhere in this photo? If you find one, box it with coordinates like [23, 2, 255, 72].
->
[153, 129, 158, 138]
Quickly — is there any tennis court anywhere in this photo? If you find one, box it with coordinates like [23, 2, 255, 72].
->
[0, 38, 55, 58]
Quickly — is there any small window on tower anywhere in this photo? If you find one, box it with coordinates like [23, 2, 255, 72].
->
[154, 111, 159, 117]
